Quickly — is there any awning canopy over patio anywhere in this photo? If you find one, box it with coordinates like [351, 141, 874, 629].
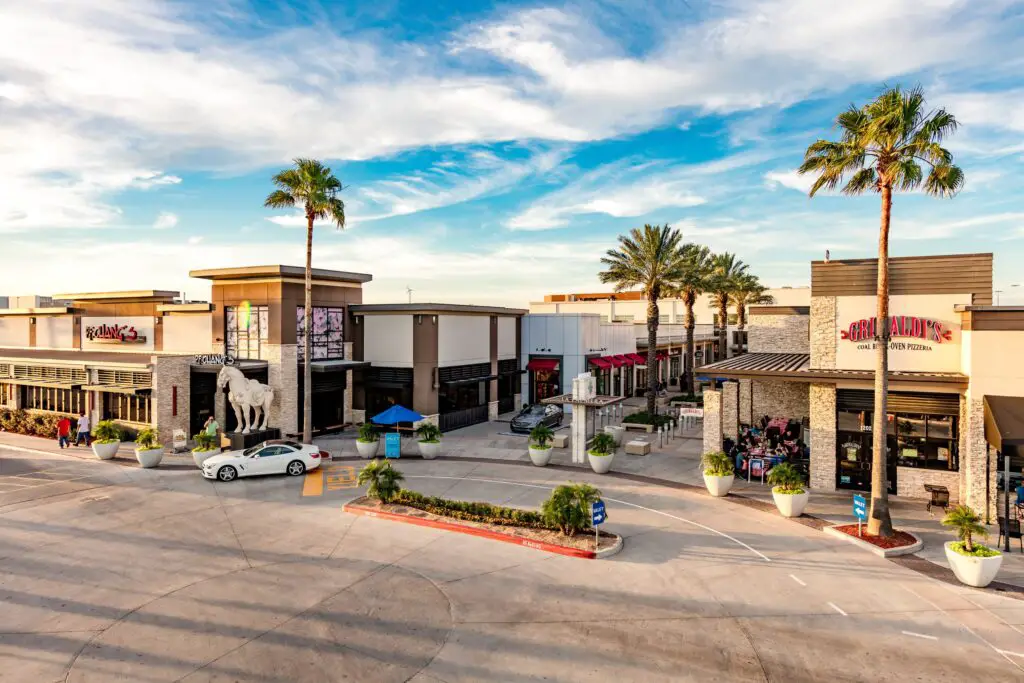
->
[696, 352, 968, 387]
[984, 395, 1024, 457]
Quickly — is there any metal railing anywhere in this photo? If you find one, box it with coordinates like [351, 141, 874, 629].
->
[439, 405, 490, 432]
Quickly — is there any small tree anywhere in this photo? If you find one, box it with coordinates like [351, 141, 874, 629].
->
[702, 451, 733, 477]
[93, 420, 122, 444]
[589, 432, 616, 455]
[357, 423, 379, 443]
[542, 483, 602, 536]
[357, 460, 404, 503]
[416, 423, 442, 443]
[530, 424, 554, 448]
[135, 428, 161, 450]
[941, 505, 988, 553]
[766, 462, 805, 494]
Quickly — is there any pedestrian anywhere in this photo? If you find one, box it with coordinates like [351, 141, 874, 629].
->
[57, 415, 72, 449]
[74, 412, 91, 447]
[203, 415, 219, 440]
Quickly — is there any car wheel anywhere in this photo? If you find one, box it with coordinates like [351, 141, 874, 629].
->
[286, 460, 306, 477]
[217, 466, 237, 482]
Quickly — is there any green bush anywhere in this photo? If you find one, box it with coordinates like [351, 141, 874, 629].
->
[357, 460, 404, 502]
[622, 411, 674, 427]
[357, 422, 379, 443]
[93, 420, 123, 445]
[767, 462, 804, 494]
[702, 451, 734, 477]
[192, 431, 217, 451]
[588, 432, 616, 455]
[135, 428, 162, 450]
[393, 489, 548, 529]
[669, 394, 704, 405]
[416, 423, 441, 443]
[530, 424, 554, 449]
[541, 483, 602, 536]
[0, 409, 70, 438]
[949, 541, 1000, 557]
[942, 505, 990, 553]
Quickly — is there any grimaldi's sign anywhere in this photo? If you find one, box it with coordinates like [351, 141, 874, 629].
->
[841, 315, 953, 352]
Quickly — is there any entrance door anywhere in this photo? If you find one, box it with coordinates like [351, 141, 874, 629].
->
[190, 372, 217, 437]
[836, 430, 898, 494]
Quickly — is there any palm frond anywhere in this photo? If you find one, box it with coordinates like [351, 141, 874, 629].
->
[890, 158, 923, 192]
[924, 163, 965, 198]
[264, 189, 296, 209]
[266, 158, 348, 229]
[841, 168, 878, 195]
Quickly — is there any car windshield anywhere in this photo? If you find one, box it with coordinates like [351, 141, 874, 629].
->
[524, 405, 547, 416]
[242, 445, 261, 456]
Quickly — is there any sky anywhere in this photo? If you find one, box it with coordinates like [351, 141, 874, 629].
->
[1, 0, 1023, 306]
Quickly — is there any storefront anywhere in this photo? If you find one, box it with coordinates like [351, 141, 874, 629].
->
[527, 357, 561, 404]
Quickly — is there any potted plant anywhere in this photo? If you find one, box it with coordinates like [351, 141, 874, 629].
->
[587, 432, 617, 474]
[355, 422, 379, 458]
[133, 427, 164, 468]
[604, 424, 625, 446]
[702, 451, 735, 497]
[191, 431, 220, 468]
[91, 420, 122, 460]
[529, 424, 554, 467]
[767, 462, 809, 517]
[417, 423, 442, 459]
[941, 505, 1003, 588]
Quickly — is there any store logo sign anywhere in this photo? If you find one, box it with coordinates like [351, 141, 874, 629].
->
[84, 323, 147, 344]
[841, 316, 952, 344]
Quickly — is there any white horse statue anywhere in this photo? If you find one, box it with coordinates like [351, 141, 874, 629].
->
[217, 366, 275, 434]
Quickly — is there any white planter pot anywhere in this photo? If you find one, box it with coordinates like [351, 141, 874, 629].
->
[355, 440, 379, 458]
[192, 448, 220, 468]
[92, 441, 120, 460]
[528, 445, 552, 466]
[134, 447, 164, 468]
[772, 489, 810, 518]
[944, 541, 1003, 588]
[418, 440, 442, 459]
[588, 451, 615, 474]
[604, 425, 625, 446]
[703, 473, 734, 497]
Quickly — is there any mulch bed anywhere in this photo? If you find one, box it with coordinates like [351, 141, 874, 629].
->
[832, 524, 918, 549]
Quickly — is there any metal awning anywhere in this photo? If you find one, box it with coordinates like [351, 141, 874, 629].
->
[526, 358, 559, 372]
[984, 395, 1024, 456]
[696, 352, 968, 386]
[80, 384, 151, 395]
[441, 374, 498, 385]
[589, 357, 613, 369]
[3, 379, 80, 389]
[307, 359, 370, 373]
[191, 359, 269, 374]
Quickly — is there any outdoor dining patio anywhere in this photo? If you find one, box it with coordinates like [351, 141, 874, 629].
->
[725, 415, 810, 483]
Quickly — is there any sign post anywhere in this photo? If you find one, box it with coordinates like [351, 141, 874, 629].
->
[384, 432, 401, 459]
[853, 494, 867, 536]
[591, 500, 607, 552]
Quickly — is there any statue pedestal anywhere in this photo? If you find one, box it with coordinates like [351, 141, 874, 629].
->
[227, 428, 282, 452]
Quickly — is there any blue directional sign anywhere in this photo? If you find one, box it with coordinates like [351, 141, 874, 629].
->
[592, 500, 607, 526]
[384, 432, 401, 459]
[853, 494, 867, 521]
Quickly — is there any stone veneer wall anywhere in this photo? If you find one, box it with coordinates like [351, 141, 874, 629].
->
[152, 354, 192, 447]
[747, 315, 809, 354]
[722, 381, 739, 441]
[702, 389, 722, 454]
[738, 379, 752, 425]
[751, 380, 809, 422]
[265, 343, 298, 437]
[344, 370, 353, 424]
[959, 394, 992, 517]
[808, 383, 836, 491]
[896, 467, 960, 502]
[810, 296, 837, 369]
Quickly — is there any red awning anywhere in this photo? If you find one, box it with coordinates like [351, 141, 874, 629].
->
[626, 352, 647, 365]
[526, 358, 559, 372]
[606, 355, 626, 367]
[656, 351, 668, 360]
[615, 354, 634, 366]
[588, 357, 612, 369]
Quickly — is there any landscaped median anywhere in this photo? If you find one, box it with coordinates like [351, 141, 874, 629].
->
[347, 461, 623, 559]
[823, 524, 923, 558]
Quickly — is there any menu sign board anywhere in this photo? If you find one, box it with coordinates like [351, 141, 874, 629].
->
[81, 317, 154, 351]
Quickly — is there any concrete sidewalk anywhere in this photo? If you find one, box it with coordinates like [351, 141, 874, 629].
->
[0, 430, 195, 469]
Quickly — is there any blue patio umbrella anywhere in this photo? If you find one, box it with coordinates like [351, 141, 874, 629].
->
[370, 404, 424, 425]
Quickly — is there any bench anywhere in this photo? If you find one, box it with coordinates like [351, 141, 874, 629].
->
[924, 484, 949, 514]
[623, 423, 654, 434]
[551, 433, 570, 448]
[625, 440, 651, 456]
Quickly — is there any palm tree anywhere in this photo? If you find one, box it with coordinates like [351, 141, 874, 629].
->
[265, 159, 347, 444]
[798, 86, 963, 537]
[357, 460, 405, 503]
[599, 225, 691, 415]
[941, 505, 988, 552]
[678, 244, 713, 395]
[732, 273, 775, 330]
[708, 253, 748, 360]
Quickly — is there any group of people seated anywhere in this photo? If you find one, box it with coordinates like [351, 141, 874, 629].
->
[723, 415, 809, 477]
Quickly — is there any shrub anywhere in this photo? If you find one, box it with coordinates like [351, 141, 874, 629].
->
[530, 424, 554, 449]
[392, 489, 548, 529]
[588, 432, 616, 456]
[357, 422, 379, 443]
[942, 505, 990, 554]
[622, 411, 674, 427]
[416, 423, 441, 443]
[93, 420, 123, 445]
[669, 394, 704, 406]
[357, 460, 404, 503]
[767, 462, 804, 494]
[702, 451, 733, 477]
[135, 428, 162, 450]
[949, 541, 1000, 558]
[541, 483, 602, 536]
[193, 431, 217, 451]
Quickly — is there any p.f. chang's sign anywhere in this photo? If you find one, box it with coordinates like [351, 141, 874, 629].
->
[841, 315, 952, 351]
[84, 324, 147, 344]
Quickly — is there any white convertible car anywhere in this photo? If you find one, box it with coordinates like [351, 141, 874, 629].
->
[202, 440, 324, 482]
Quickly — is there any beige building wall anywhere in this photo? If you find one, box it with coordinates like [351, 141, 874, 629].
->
[438, 315, 489, 367]
[362, 315, 413, 368]
[162, 315, 214, 354]
[747, 314, 809, 354]
[0, 318, 30, 347]
[35, 317, 73, 349]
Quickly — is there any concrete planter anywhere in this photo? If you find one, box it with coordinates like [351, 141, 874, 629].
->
[356, 440, 379, 458]
[703, 473, 734, 497]
[419, 440, 441, 460]
[192, 448, 220, 468]
[588, 451, 615, 474]
[945, 541, 1003, 588]
[134, 447, 164, 468]
[91, 441, 120, 460]
[528, 445, 552, 466]
[772, 489, 809, 518]
[604, 425, 625, 446]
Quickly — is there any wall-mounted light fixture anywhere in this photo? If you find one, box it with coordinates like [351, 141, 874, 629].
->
[432, 315, 438, 324]
[432, 366, 439, 389]
[416, 315, 423, 325]
[28, 317, 36, 324]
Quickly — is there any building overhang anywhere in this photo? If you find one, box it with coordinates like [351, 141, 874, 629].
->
[983, 395, 1024, 456]
[306, 359, 370, 373]
[352, 303, 527, 316]
[0, 348, 154, 369]
[0, 307, 72, 316]
[189, 265, 372, 285]
[54, 290, 179, 303]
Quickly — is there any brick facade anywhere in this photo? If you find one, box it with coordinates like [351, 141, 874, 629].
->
[152, 354, 192, 447]
[748, 314, 809, 354]
[810, 296, 836, 369]
[738, 378, 752, 425]
[809, 383, 836, 491]
[722, 381, 739, 441]
[959, 393, 992, 517]
[896, 466, 960, 502]
[265, 343, 298, 436]
[702, 389, 722, 454]
[751, 380, 809, 422]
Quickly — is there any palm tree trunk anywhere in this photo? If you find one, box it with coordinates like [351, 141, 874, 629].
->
[718, 296, 729, 360]
[302, 213, 314, 444]
[646, 296, 658, 416]
[684, 293, 696, 395]
[867, 183, 894, 537]
[737, 300, 746, 330]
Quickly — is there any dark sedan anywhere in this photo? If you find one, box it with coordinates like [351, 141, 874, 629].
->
[510, 404, 564, 434]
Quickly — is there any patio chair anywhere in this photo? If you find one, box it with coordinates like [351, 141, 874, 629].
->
[998, 517, 1023, 553]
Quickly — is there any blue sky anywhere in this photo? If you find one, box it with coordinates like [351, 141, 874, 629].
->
[2, 0, 1023, 306]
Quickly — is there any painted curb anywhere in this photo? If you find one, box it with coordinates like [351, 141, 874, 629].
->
[823, 525, 924, 558]
[595, 533, 624, 559]
[344, 502, 622, 560]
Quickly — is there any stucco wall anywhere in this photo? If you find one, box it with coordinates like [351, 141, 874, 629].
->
[748, 314, 809, 354]
[497, 317, 517, 360]
[0, 318, 30, 347]
[438, 315, 490, 367]
[363, 315, 414, 368]
[162, 315, 214, 354]
[35, 316, 73, 349]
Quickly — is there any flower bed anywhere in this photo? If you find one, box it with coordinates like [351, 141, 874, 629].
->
[832, 524, 918, 550]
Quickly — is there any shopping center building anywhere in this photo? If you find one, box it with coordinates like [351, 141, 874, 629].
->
[698, 252, 1024, 516]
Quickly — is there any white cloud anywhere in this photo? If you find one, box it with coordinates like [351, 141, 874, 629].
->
[152, 212, 178, 229]
[941, 89, 1024, 133]
[187, 236, 203, 245]
[763, 170, 815, 194]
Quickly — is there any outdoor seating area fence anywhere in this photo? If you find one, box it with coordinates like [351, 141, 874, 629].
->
[439, 405, 489, 432]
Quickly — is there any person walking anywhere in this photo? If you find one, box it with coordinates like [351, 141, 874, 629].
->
[57, 415, 72, 449]
[74, 412, 91, 447]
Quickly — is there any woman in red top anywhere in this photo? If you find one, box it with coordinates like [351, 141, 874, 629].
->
[57, 416, 71, 449]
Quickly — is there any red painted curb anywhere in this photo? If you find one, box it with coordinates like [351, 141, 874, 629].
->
[344, 502, 598, 559]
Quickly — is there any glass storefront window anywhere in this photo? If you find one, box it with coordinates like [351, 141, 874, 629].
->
[226, 305, 269, 360]
[297, 306, 345, 361]
[839, 408, 958, 481]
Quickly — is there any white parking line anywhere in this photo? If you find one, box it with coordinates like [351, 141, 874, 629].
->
[402, 475, 771, 562]
[996, 649, 1024, 659]
[789, 574, 806, 587]
[828, 602, 848, 617]
[902, 631, 938, 641]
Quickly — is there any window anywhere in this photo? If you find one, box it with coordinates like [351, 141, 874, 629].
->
[103, 392, 152, 424]
[0, 383, 11, 405]
[259, 446, 292, 457]
[226, 305, 269, 360]
[659, 314, 670, 323]
[21, 385, 87, 414]
[713, 314, 739, 327]
[296, 306, 345, 361]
